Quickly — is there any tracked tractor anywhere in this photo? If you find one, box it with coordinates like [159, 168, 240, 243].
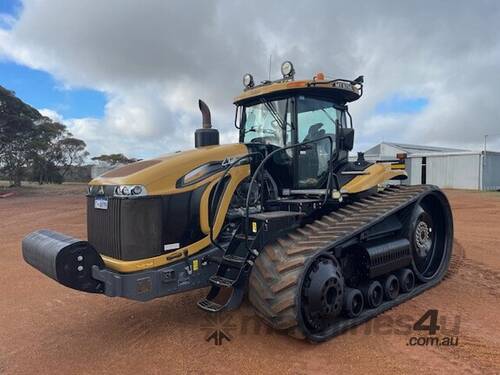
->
[22, 61, 453, 342]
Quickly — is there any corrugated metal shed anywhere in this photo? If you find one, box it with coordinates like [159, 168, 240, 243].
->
[363, 142, 466, 160]
[483, 152, 500, 190]
[356, 142, 500, 191]
[412, 152, 481, 189]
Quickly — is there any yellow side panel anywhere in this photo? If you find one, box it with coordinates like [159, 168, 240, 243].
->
[391, 163, 406, 170]
[102, 164, 250, 273]
[199, 165, 249, 234]
[342, 163, 407, 194]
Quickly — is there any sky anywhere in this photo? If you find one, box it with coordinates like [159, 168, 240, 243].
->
[1, 0, 500, 159]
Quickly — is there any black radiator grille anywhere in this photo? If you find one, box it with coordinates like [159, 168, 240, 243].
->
[86, 187, 206, 261]
[87, 197, 121, 259]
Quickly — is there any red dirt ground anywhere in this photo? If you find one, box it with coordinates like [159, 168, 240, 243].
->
[1, 187, 499, 374]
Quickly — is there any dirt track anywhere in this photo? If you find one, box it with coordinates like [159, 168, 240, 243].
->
[1, 187, 499, 374]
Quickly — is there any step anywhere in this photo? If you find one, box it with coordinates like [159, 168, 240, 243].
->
[209, 275, 237, 288]
[284, 188, 328, 195]
[197, 297, 224, 312]
[234, 233, 256, 241]
[272, 198, 322, 204]
[222, 254, 247, 267]
[248, 210, 306, 221]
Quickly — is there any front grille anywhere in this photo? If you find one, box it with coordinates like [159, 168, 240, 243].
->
[86, 187, 206, 261]
[87, 197, 121, 259]
[87, 196, 165, 261]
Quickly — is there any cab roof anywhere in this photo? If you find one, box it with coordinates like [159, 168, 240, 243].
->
[233, 77, 363, 106]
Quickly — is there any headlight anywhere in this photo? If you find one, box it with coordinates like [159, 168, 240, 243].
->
[281, 61, 294, 78]
[243, 73, 254, 88]
[114, 185, 148, 197]
[132, 185, 143, 195]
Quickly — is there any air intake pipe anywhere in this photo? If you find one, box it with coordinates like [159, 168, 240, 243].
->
[195, 99, 219, 148]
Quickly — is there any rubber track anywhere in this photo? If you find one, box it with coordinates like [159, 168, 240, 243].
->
[248, 184, 446, 341]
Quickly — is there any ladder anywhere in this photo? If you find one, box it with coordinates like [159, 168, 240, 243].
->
[197, 210, 306, 312]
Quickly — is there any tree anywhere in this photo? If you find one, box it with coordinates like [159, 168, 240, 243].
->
[0, 85, 90, 186]
[29, 121, 67, 184]
[91, 153, 138, 165]
[57, 137, 89, 177]
[0, 115, 35, 186]
[0, 86, 41, 186]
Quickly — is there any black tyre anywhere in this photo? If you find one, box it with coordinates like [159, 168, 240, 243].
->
[397, 268, 415, 293]
[361, 280, 383, 308]
[343, 288, 364, 318]
[383, 274, 399, 300]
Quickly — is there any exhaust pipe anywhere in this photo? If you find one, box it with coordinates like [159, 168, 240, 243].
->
[195, 99, 219, 148]
[22, 230, 105, 293]
[199, 99, 212, 129]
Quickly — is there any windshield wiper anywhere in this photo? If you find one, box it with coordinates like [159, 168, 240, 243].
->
[260, 98, 286, 130]
[321, 108, 336, 125]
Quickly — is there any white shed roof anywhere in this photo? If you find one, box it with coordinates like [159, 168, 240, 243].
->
[364, 142, 468, 156]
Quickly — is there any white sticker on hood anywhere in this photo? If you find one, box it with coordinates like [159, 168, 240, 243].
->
[164, 243, 180, 251]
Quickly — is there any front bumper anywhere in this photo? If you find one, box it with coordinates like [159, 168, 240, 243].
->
[22, 230, 221, 302]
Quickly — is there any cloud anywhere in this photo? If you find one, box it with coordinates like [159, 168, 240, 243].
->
[1, 0, 500, 158]
[39, 108, 63, 123]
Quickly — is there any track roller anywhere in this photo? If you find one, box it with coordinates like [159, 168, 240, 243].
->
[343, 288, 364, 318]
[383, 274, 400, 300]
[397, 268, 415, 293]
[360, 280, 383, 308]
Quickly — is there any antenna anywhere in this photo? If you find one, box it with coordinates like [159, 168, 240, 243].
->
[268, 54, 272, 81]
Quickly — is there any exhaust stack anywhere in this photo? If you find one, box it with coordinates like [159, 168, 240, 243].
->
[195, 99, 219, 148]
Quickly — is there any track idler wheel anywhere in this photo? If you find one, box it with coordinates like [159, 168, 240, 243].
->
[397, 268, 415, 293]
[383, 274, 400, 300]
[343, 288, 364, 318]
[361, 280, 383, 308]
[409, 191, 453, 283]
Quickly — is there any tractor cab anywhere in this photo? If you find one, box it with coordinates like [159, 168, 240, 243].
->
[233, 61, 361, 193]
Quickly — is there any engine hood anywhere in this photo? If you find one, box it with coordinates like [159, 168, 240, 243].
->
[90, 143, 249, 195]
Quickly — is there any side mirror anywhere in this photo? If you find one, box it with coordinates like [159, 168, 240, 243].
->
[339, 128, 354, 151]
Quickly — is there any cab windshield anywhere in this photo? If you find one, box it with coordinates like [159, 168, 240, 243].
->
[241, 98, 291, 147]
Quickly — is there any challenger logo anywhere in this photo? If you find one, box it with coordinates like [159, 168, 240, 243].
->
[221, 155, 246, 168]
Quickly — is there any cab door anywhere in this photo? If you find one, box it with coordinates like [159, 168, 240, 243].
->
[294, 96, 341, 189]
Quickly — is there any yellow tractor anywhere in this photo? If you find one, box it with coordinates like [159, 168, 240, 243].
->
[23, 62, 453, 341]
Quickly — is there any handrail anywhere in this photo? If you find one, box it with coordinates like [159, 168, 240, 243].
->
[208, 152, 264, 252]
[244, 135, 337, 251]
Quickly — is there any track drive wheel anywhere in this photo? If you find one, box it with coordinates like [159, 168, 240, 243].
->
[248, 232, 345, 341]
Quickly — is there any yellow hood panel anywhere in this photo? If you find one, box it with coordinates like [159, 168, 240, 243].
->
[90, 143, 248, 195]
